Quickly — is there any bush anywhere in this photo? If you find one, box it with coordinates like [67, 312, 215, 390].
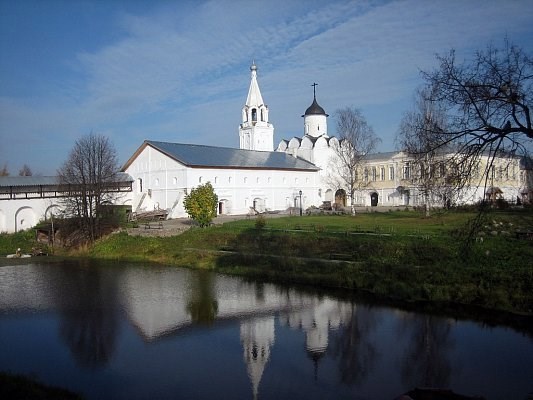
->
[255, 215, 266, 229]
[183, 182, 218, 227]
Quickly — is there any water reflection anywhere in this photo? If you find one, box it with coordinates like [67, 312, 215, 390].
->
[186, 271, 219, 325]
[0, 261, 532, 400]
[57, 265, 120, 368]
[241, 317, 275, 400]
[397, 314, 453, 388]
[329, 305, 379, 385]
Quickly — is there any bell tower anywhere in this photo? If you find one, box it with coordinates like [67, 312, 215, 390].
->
[239, 62, 274, 151]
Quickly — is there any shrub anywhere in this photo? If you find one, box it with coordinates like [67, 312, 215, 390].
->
[255, 215, 266, 229]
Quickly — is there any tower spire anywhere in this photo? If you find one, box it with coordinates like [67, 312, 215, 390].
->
[239, 62, 274, 151]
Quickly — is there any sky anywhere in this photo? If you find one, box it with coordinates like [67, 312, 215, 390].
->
[1, 0, 532, 176]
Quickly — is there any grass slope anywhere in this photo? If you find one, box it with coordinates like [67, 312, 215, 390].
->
[85, 209, 533, 315]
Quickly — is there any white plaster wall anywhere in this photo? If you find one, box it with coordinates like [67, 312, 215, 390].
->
[0, 198, 61, 233]
[124, 145, 321, 218]
[304, 114, 327, 137]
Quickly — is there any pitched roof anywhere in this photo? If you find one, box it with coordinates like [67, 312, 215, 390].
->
[122, 141, 320, 171]
[0, 173, 133, 188]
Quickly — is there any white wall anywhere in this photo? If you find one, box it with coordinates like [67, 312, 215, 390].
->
[124, 145, 321, 218]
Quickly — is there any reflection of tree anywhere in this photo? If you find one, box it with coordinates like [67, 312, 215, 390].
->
[399, 315, 453, 388]
[186, 271, 218, 325]
[329, 305, 379, 385]
[58, 264, 120, 369]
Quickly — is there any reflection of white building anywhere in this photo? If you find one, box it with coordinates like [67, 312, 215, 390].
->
[240, 317, 275, 400]
[118, 270, 315, 341]
[280, 298, 352, 359]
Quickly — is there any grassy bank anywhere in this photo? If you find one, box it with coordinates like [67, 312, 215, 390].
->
[86, 209, 533, 315]
[2, 209, 532, 315]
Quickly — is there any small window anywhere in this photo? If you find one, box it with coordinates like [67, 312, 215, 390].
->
[173, 177, 178, 185]
[267, 177, 271, 184]
[256, 177, 260, 184]
[229, 176, 232, 183]
[389, 166, 395, 180]
[244, 177, 248, 184]
[215, 176, 219, 184]
[155, 178, 159, 187]
[199, 176, 203, 183]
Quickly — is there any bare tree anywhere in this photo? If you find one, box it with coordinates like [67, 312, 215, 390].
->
[420, 39, 532, 191]
[330, 107, 380, 214]
[57, 133, 119, 242]
[0, 163, 9, 176]
[18, 164, 33, 176]
[397, 87, 459, 216]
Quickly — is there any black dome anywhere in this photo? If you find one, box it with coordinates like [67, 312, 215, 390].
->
[302, 97, 328, 117]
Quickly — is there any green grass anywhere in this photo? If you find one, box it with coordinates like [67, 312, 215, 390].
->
[2, 209, 532, 315]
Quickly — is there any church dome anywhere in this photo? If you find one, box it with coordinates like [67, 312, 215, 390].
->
[302, 97, 328, 117]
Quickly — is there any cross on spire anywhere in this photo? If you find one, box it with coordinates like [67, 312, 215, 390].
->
[311, 82, 318, 99]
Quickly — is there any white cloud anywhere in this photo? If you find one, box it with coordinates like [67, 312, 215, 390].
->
[1, 0, 532, 172]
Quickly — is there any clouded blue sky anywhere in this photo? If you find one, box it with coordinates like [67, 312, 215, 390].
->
[1, 0, 532, 175]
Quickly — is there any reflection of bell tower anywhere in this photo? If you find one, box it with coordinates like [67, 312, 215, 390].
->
[239, 62, 274, 151]
[240, 317, 275, 400]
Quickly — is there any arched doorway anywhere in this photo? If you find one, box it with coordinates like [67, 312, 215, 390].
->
[218, 199, 230, 215]
[253, 198, 265, 213]
[15, 206, 36, 232]
[370, 192, 379, 207]
[334, 189, 346, 207]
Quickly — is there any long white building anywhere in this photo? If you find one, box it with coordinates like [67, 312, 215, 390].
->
[1, 62, 529, 233]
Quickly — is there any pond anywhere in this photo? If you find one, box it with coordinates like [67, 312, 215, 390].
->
[0, 260, 532, 400]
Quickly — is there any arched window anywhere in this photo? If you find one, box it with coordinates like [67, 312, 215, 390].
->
[173, 177, 178, 185]
[252, 108, 257, 122]
[199, 176, 203, 183]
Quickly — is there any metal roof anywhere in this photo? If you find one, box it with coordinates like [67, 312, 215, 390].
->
[127, 141, 320, 171]
[0, 172, 133, 188]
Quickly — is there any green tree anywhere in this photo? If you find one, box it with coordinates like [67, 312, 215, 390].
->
[183, 182, 218, 227]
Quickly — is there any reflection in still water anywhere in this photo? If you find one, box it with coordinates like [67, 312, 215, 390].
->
[329, 305, 379, 385]
[186, 271, 219, 325]
[240, 317, 275, 400]
[397, 315, 453, 388]
[0, 261, 532, 400]
[58, 266, 120, 369]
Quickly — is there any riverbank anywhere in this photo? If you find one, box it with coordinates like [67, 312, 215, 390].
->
[93, 209, 533, 315]
[2, 209, 532, 316]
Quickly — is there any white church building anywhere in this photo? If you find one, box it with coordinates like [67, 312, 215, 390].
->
[1, 62, 527, 233]
[123, 62, 324, 218]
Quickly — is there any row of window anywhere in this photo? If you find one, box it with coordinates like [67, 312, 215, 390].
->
[147, 175, 312, 187]
[199, 176, 310, 185]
